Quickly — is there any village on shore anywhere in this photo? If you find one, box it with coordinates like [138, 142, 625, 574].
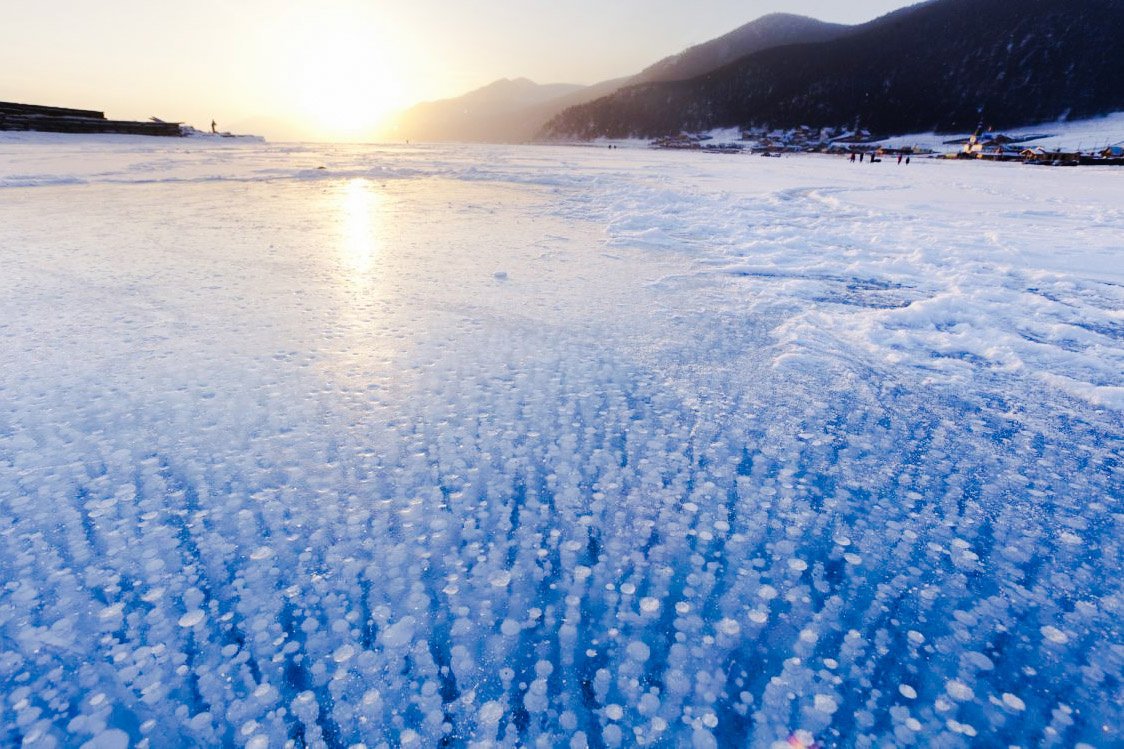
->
[650, 124, 1124, 166]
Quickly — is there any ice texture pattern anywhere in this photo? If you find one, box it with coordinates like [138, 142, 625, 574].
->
[1, 136, 1122, 748]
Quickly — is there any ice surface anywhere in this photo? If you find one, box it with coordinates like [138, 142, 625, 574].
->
[0, 137, 1121, 747]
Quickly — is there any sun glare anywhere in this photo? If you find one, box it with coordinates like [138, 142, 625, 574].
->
[276, 9, 406, 141]
[339, 178, 381, 281]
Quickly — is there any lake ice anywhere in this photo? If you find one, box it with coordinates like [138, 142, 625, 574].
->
[0, 137, 1121, 748]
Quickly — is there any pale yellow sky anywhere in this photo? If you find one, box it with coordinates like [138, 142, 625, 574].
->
[0, 0, 907, 142]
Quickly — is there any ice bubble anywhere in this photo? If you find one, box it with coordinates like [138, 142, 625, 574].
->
[907, 630, 925, 645]
[380, 616, 416, 648]
[253, 683, 277, 701]
[333, 644, 356, 663]
[249, 546, 274, 561]
[489, 570, 512, 587]
[748, 610, 769, 624]
[619, 583, 636, 595]
[791, 730, 816, 747]
[1059, 531, 1082, 545]
[626, 641, 651, 662]
[638, 693, 660, 716]
[605, 704, 624, 721]
[757, 585, 778, 601]
[178, 609, 205, 628]
[293, 691, 318, 714]
[945, 680, 975, 701]
[718, 618, 742, 636]
[814, 694, 838, 714]
[246, 736, 269, 749]
[691, 728, 718, 749]
[640, 597, 661, 613]
[788, 558, 808, 572]
[899, 685, 918, 699]
[1002, 693, 1026, 711]
[1040, 626, 1069, 644]
[500, 619, 521, 636]
[844, 553, 863, 565]
[573, 565, 592, 581]
[140, 588, 165, 603]
[479, 701, 504, 725]
[493, 271, 508, 280]
[80, 729, 130, 749]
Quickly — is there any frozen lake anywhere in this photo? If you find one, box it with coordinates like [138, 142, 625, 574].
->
[1, 137, 1122, 748]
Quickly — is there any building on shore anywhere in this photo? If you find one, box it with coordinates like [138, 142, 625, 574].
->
[0, 101, 182, 137]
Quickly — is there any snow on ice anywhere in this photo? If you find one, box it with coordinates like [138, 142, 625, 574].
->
[0, 134, 1121, 747]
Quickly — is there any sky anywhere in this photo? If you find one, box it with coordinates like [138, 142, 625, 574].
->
[1, 1, 911, 142]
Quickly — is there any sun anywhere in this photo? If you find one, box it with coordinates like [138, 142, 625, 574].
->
[277, 9, 406, 141]
[297, 53, 402, 140]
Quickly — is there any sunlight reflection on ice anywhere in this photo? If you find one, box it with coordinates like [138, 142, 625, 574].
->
[337, 177, 381, 286]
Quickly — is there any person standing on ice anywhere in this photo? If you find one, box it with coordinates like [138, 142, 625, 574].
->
[211, 119, 217, 134]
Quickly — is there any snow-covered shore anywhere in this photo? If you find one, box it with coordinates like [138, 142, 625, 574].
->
[1, 139, 1121, 747]
[577, 111, 1124, 154]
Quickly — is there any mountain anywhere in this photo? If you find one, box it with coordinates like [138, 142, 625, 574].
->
[385, 78, 584, 143]
[632, 13, 848, 85]
[542, 0, 1124, 140]
[384, 14, 849, 143]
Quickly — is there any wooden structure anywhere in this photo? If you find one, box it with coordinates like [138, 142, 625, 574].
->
[0, 101, 182, 137]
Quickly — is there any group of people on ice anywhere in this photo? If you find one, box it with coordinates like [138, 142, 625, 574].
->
[849, 151, 910, 164]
